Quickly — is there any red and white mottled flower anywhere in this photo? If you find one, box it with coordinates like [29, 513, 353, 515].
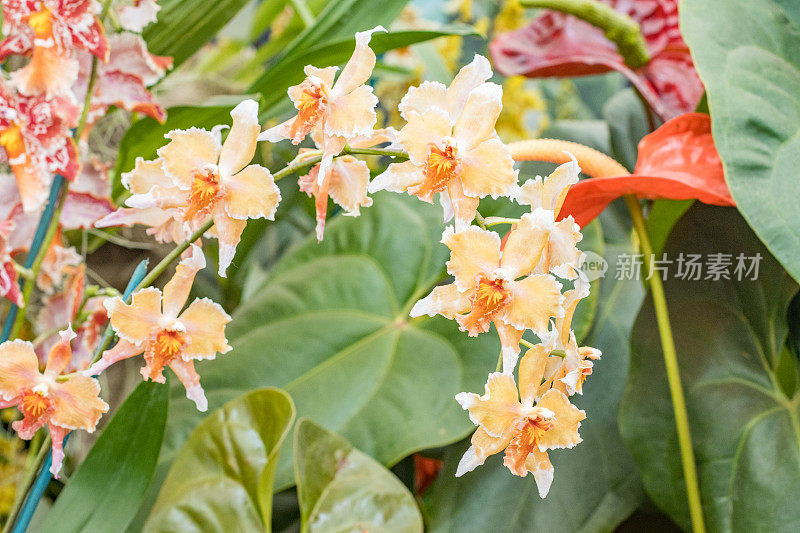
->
[298, 128, 396, 241]
[260, 26, 385, 188]
[0, 328, 109, 478]
[410, 219, 565, 371]
[36, 264, 106, 372]
[0, 0, 109, 96]
[455, 369, 584, 497]
[86, 246, 231, 411]
[74, 32, 172, 135]
[0, 82, 80, 211]
[0, 218, 23, 306]
[117, 0, 160, 32]
[369, 55, 518, 230]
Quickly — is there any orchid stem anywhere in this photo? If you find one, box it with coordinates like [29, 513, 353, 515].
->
[624, 194, 705, 533]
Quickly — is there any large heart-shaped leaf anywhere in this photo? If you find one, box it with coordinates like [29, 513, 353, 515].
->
[294, 419, 423, 532]
[160, 194, 504, 491]
[144, 388, 294, 532]
[619, 204, 800, 530]
[681, 0, 800, 283]
[39, 382, 169, 533]
[422, 208, 644, 532]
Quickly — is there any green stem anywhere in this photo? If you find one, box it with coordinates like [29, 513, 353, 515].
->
[521, 0, 650, 69]
[624, 194, 706, 533]
[2, 436, 50, 533]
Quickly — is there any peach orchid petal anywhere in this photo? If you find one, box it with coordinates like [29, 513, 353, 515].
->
[327, 156, 373, 216]
[518, 344, 551, 405]
[223, 165, 280, 221]
[12, 46, 79, 97]
[456, 372, 523, 437]
[86, 338, 143, 376]
[210, 202, 246, 277]
[513, 155, 580, 215]
[443, 225, 501, 292]
[535, 389, 584, 450]
[398, 81, 447, 120]
[304, 65, 338, 88]
[453, 83, 503, 151]
[162, 245, 205, 318]
[50, 375, 108, 431]
[546, 217, 583, 279]
[168, 358, 207, 411]
[325, 84, 378, 139]
[105, 287, 162, 344]
[408, 282, 471, 320]
[397, 109, 451, 165]
[178, 298, 232, 360]
[43, 328, 77, 378]
[368, 160, 424, 195]
[0, 340, 40, 400]
[218, 99, 260, 177]
[458, 138, 517, 199]
[121, 157, 167, 194]
[502, 275, 564, 335]
[331, 26, 386, 96]
[495, 321, 525, 372]
[525, 448, 554, 498]
[157, 128, 221, 188]
[500, 211, 551, 279]
[446, 54, 493, 121]
[445, 176, 481, 231]
[456, 427, 512, 477]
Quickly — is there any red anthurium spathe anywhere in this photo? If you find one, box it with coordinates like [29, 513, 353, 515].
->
[511, 113, 734, 228]
[489, 0, 703, 120]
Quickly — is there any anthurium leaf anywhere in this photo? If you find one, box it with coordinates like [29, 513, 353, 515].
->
[294, 418, 423, 532]
[253, 26, 479, 115]
[39, 382, 168, 533]
[144, 388, 295, 532]
[618, 205, 800, 531]
[157, 194, 502, 495]
[602, 88, 650, 172]
[681, 0, 800, 283]
[422, 208, 644, 532]
[143, 0, 250, 68]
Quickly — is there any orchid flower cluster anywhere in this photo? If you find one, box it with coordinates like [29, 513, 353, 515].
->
[0, 21, 599, 498]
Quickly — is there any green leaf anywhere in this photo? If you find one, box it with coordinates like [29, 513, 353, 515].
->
[602, 88, 650, 172]
[646, 199, 694, 256]
[618, 205, 800, 530]
[422, 208, 644, 532]
[144, 388, 295, 532]
[143, 0, 251, 68]
[252, 26, 478, 114]
[39, 382, 168, 533]
[111, 104, 240, 200]
[160, 194, 497, 491]
[294, 419, 423, 532]
[681, 0, 800, 283]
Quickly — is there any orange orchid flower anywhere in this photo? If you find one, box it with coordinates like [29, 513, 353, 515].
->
[298, 128, 396, 241]
[455, 368, 584, 497]
[410, 219, 565, 372]
[259, 26, 385, 187]
[369, 55, 518, 230]
[0, 328, 108, 478]
[86, 246, 231, 411]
